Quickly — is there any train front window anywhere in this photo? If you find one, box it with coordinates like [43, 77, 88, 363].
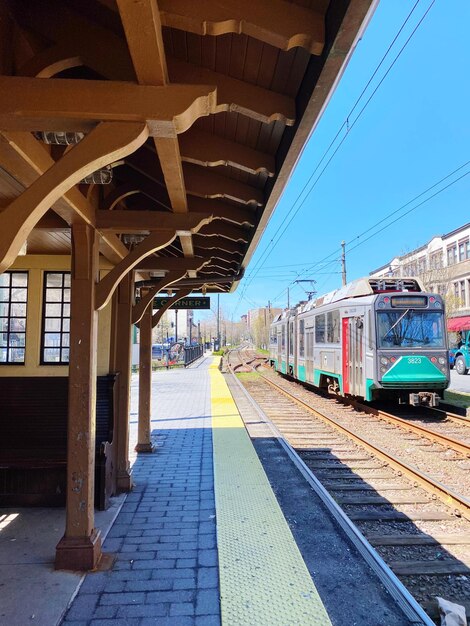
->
[377, 310, 445, 348]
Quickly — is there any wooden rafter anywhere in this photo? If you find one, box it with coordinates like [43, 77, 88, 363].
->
[135, 257, 213, 272]
[117, 0, 188, 214]
[159, 0, 325, 55]
[193, 237, 245, 256]
[168, 59, 296, 126]
[187, 197, 257, 227]
[179, 129, 275, 177]
[184, 164, 264, 206]
[197, 223, 251, 242]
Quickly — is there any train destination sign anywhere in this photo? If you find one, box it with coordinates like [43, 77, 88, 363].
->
[153, 297, 210, 310]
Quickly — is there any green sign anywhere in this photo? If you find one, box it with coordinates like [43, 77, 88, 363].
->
[153, 297, 210, 310]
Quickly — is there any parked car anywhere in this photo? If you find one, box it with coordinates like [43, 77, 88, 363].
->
[448, 326, 470, 375]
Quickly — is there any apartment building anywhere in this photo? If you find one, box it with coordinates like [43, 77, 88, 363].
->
[370, 222, 470, 318]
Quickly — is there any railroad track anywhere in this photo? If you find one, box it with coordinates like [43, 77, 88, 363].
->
[227, 349, 470, 623]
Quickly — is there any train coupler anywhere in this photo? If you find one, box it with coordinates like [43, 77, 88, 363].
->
[409, 392, 440, 407]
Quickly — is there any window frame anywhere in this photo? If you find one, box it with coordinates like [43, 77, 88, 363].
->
[41, 271, 71, 365]
[0, 271, 28, 365]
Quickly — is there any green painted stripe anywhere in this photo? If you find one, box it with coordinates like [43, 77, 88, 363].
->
[382, 355, 447, 383]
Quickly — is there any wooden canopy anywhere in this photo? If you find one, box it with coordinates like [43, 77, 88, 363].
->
[0, 0, 376, 297]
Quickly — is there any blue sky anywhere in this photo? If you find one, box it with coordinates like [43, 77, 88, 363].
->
[199, 0, 469, 324]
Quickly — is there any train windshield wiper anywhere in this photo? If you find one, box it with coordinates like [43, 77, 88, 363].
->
[382, 309, 410, 342]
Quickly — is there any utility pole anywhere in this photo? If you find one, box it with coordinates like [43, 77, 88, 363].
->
[287, 287, 290, 309]
[217, 293, 220, 349]
[341, 240, 347, 286]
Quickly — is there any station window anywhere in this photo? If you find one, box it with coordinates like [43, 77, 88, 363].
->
[299, 319, 305, 357]
[0, 271, 28, 364]
[41, 272, 71, 364]
[315, 313, 326, 343]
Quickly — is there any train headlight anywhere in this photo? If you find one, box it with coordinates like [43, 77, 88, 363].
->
[438, 357, 446, 365]
[434, 301, 441, 308]
[380, 357, 388, 365]
[380, 366, 387, 373]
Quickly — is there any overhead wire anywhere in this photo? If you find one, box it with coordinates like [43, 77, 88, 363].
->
[233, 0, 432, 316]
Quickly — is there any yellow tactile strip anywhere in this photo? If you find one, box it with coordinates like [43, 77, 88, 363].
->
[209, 360, 332, 626]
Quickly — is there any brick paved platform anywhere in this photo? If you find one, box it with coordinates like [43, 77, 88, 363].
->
[62, 357, 219, 626]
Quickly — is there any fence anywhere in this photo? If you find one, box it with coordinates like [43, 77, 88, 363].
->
[184, 344, 204, 366]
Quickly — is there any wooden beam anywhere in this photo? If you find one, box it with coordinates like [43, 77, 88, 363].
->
[132, 270, 186, 324]
[153, 136, 187, 212]
[96, 231, 177, 311]
[152, 289, 191, 328]
[10, 0, 135, 81]
[179, 233, 194, 257]
[159, 0, 325, 55]
[180, 129, 275, 177]
[184, 164, 264, 206]
[116, 0, 168, 85]
[135, 257, 213, 272]
[188, 197, 257, 227]
[0, 132, 128, 265]
[103, 185, 142, 211]
[96, 211, 213, 233]
[117, 0, 188, 213]
[0, 76, 217, 136]
[0, 122, 149, 274]
[169, 58, 295, 126]
[35, 212, 69, 231]
[197, 222, 251, 242]
[96, 213, 210, 310]
[20, 43, 83, 78]
[108, 175, 171, 211]
[193, 237, 245, 256]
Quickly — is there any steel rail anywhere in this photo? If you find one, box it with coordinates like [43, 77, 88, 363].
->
[255, 370, 470, 521]
[346, 400, 470, 458]
[226, 365, 435, 626]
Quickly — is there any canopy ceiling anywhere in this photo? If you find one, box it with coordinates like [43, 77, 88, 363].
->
[0, 0, 376, 294]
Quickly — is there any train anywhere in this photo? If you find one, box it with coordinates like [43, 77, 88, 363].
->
[269, 277, 449, 407]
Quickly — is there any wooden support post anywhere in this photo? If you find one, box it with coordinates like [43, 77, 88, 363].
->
[55, 224, 101, 571]
[114, 272, 134, 492]
[136, 299, 154, 453]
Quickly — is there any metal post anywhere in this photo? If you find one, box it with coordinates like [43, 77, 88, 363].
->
[287, 287, 290, 309]
[175, 309, 178, 342]
[341, 240, 347, 286]
[217, 293, 220, 349]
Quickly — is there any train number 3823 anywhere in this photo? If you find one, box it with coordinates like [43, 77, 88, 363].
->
[407, 357, 422, 364]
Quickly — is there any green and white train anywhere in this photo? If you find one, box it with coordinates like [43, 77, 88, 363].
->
[269, 277, 449, 407]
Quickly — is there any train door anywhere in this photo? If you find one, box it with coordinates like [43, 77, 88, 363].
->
[306, 327, 314, 381]
[288, 319, 294, 375]
[277, 327, 282, 367]
[342, 316, 365, 396]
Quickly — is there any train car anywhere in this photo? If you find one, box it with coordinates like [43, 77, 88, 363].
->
[270, 277, 449, 407]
